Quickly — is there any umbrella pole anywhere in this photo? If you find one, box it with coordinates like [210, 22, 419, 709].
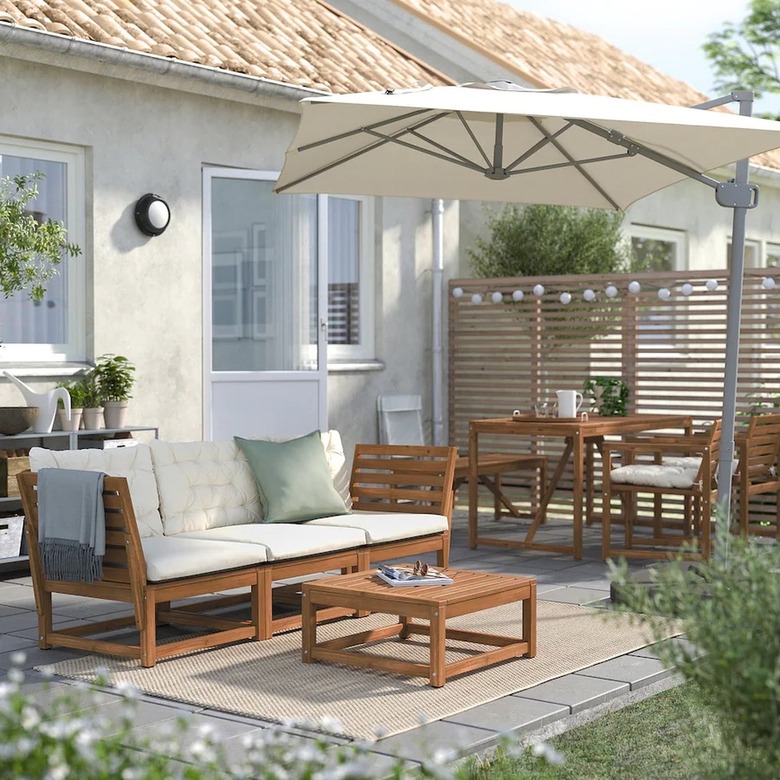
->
[716, 91, 756, 525]
[432, 198, 445, 446]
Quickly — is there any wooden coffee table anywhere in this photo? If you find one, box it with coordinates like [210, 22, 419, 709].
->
[301, 568, 536, 687]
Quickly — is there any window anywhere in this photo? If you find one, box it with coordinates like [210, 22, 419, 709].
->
[765, 242, 780, 269]
[727, 238, 760, 269]
[0, 138, 85, 363]
[628, 225, 686, 272]
[325, 195, 375, 362]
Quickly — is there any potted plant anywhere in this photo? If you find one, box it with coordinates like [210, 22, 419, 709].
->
[94, 354, 136, 429]
[55, 379, 89, 431]
[80, 370, 104, 430]
[582, 376, 630, 417]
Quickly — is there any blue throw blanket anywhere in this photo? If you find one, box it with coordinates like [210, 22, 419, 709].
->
[37, 468, 105, 583]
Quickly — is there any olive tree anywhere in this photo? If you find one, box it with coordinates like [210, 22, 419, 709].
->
[0, 172, 81, 301]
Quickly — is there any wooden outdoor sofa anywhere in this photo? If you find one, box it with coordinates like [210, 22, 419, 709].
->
[17, 433, 457, 667]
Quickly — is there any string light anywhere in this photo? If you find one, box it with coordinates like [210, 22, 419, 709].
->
[658, 287, 671, 300]
[681, 283, 694, 296]
[471, 293, 482, 304]
[605, 284, 618, 298]
[762, 277, 777, 290]
[491, 291, 503, 303]
[583, 288, 596, 302]
[452, 287, 464, 298]
[512, 289, 524, 302]
[705, 279, 719, 291]
[533, 284, 545, 296]
[560, 292, 572, 304]
[628, 281, 641, 294]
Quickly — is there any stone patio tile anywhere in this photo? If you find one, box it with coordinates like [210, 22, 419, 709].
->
[575, 654, 672, 689]
[0, 633, 37, 654]
[513, 673, 629, 713]
[4, 644, 93, 671]
[442, 695, 568, 735]
[631, 636, 699, 660]
[370, 720, 496, 762]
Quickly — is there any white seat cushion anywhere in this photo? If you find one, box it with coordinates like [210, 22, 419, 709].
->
[141, 536, 267, 582]
[176, 523, 366, 560]
[307, 511, 448, 543]
[610, 463, 699, 489]
[29, 444, 163, 537]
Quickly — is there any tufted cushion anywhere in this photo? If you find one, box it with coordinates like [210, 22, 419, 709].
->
[141, 536, 267, 582]
[29, 445, 163, 537]
[307, 511, 448, 543]
[150, 431, 351, 536]
[176, 523, 366, 561]
[150, 439, 261, 535]
[610, 463, 699, 489]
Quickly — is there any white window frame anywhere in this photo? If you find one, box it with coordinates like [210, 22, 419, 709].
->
[628, 224, 688, 271]
[0, 137, 86, 364]
[727, 237, 760, 269]
[766, 241, 780, 268]
[323, 194, 376, 363]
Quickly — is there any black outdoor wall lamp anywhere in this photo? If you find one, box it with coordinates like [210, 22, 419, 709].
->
[134, 193, 171, 236]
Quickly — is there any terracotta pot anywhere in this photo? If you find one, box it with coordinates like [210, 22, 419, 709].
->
[82, 407, 104, 431]
[103, 401, 128, 430]
[57, 408, 83, 432]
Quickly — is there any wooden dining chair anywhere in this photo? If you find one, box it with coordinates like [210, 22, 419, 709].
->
[735, 412, 780, 539]
[377, 394, 546, 521]
[601, 419, 723, 561]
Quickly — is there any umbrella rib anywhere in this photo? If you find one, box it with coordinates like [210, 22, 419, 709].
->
[526, 117, 621, 210]
[569, 118, 720, 190]
[455, 111, 493, 168]
[506, 151, 635, 178]
[296, 108, 436, 153]
[503, 123, 571, 173]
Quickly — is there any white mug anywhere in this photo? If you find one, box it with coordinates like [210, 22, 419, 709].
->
[556, 390, 583, 418]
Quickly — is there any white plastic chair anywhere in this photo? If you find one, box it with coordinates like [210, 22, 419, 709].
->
[377, 394, 546, 521]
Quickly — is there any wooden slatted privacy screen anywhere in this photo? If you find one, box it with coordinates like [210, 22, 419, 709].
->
[448, 268, 780, 525]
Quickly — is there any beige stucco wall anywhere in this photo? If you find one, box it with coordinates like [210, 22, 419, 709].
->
[0, 49, 462, 449]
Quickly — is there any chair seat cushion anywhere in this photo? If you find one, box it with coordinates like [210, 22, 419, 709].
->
[175, 523, 366, 561]
[306, 511, 448, 543]
[610, 463, 699, 489]
[141, 536, 267, 582]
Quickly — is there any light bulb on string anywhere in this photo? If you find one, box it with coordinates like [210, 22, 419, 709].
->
[559, 292, 571, 304]
[658, 287, 671, 301]
[583, 288, 595, 302]
[512, 289, 524, 302]
[452, 287, 464, 298]
[681, 283, 694, 296]
[471, 293, 482, 305]
[705, 279, 719, 292]
[532, 284, 545, 296]
[628, 281, 641, 294]
[605, 284, 618, 298]
[491, 291, 503, 303]
[762, 277, 777, 290]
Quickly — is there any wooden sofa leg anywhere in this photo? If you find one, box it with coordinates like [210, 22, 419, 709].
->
[140, 592, 157, 668]
[38, 591, 53, 649]
[257, 569, 273, 640]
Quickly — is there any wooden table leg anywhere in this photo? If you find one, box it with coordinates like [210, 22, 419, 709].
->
[301, 591, 317, 664]
[430, 604, 446, 687]
[468, 424, 479, 549]
[523, 581, 537, 658]
[573, 429, 584, 560]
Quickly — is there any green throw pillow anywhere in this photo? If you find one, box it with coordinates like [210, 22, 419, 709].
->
[235, 431, 350, 523]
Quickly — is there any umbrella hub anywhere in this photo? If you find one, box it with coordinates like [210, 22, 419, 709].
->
[485, 168, 509, 180]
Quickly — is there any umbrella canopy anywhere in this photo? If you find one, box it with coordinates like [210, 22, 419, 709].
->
[275, 82, 780, 210]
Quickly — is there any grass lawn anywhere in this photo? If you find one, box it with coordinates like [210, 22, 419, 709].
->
[463, 682, 742, 780]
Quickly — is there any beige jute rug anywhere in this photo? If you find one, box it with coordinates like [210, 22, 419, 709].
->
[39, 601, 679, 742]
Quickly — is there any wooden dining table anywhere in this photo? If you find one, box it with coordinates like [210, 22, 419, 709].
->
[468, 413, 694, 559]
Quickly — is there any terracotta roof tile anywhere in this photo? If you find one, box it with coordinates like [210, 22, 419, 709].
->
[0, 0, 453, 93]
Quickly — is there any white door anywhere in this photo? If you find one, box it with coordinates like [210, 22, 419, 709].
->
[203, 168, 327, 440]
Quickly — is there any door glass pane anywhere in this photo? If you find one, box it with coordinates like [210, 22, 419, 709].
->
[327, 197, 360, 345]
[211, 178, 318, 371]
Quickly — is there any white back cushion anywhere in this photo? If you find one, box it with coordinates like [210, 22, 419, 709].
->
[150, 439, 261, 535]
[28, 444, 163, 537]
[150, 431, 351, 536]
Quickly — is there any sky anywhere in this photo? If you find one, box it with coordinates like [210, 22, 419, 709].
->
[507, 1, 776, 113]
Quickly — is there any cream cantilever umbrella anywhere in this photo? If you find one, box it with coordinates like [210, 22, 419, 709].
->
[275, 81, 780, 515]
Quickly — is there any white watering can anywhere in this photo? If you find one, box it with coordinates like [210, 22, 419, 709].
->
[3, 371, 71, 433]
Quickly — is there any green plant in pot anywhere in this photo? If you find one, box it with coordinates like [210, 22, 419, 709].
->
[94, 354, 135, 429]
[78, 370, 104, 430]
[55, 379, 90, 431]
[583, 376, 630, 416]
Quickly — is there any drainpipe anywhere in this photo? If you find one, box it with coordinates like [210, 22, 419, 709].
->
[432, 199, 445, 446]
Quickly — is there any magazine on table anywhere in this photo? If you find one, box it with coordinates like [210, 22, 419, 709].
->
[376, 562, 454, 587]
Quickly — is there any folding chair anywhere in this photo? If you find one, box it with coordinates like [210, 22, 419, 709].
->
[377, 394, 546, 521]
